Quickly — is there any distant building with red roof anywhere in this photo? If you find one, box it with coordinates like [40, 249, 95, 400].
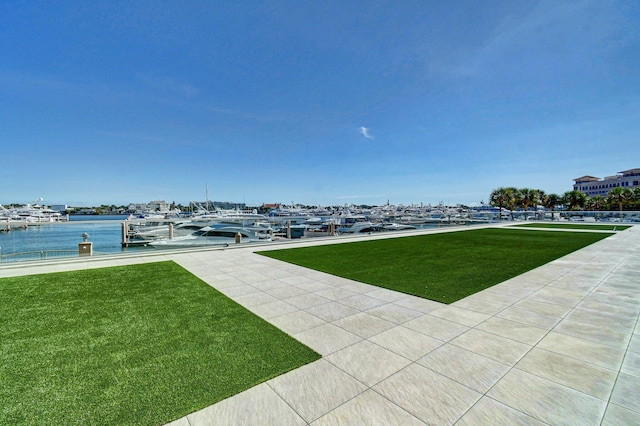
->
[573, 168, 640, 196]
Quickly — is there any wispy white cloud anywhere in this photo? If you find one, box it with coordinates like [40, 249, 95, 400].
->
[359, 126, 374, 139]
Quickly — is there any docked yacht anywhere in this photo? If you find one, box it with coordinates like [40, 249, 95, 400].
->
[9, 199, 64, 222]
[149, 223, 272, 247]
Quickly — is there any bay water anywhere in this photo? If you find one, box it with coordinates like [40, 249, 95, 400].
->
[0, 215, 147, 260]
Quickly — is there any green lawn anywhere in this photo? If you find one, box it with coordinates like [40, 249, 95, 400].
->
[259, 228, 612, 304]
[515, 223, 631, 231]
[0, 261, 320, 425]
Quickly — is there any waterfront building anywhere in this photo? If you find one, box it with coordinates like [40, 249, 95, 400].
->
[573, 168, 640, 197]
[128, 200, 170, 213]
[50, 204, 68, 213]
[193, 200, 247, 210]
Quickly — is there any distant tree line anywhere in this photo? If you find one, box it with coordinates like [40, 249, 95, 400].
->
[489, 186, 640, 217]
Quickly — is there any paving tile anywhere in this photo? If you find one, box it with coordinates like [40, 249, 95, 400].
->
[455, 396, 546, 426]
[313, 287, 358, 301]
[297, 280, 334, 293]
[339, 281, 378, 294]
[487, 368, 607, 425]
[249, 299, 299, 319]
[515, 348, 617, 399]
[305, 302, 360, 322]
[368, 325, 443, 361]
[513, 299, 573, 318]
[279, 275, 324, 287]
[472, 289, 522, 305]
[527, 287, 585, 308]
[502, 272, 553, 287]
[164, 417, 190, 426]
[496, 306, 561, 330]
[312, 389, 425, 425]
[403, 314, 469, 342]
[264, 285, 308, 299]
[338, 294, 388, 311]
[610, 372, 640, 413]
[313, 274, 357, 287]
[547, 278, 599, 292]
[487, 283, 535, 298]
[218, 284, 260, 298]
[451, 298, 509, 316]
[365, 303, 423, 324]
[225, 270, 270, 284]
[553, 319, 631, 348]
[591, 288, 640, 304]
[629, 334, 640, 353]
[450, 328, 532, 366]
[233, 291, 278, 308]
[577, 300, 639, 321]
[427, 305, 490, 327]
[333, 312, 396, 339]
[187, 382, 305, 426]
[417, 344, 510, 393]
[621, 350, 640, 378]
[374, 364, 481, 425]
[268, 359, 367, 423]
[536, 332, 626, 370]
[325, 341, 412, 387]
[586, 293, 640, 311]
[269, 310, 326, 335]
[284, 293, 332, 309]
[364, 287, 408, 302]
[393, 296, 444, 313]
[294, 323, 362, 356]
[564, 308, 638, 333]
[601, 403, 640, 426]
[475, 316, 549, 345]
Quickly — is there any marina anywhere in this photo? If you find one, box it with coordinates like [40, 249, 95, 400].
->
[0, 204, 488, 263]
[3, 204, 640, 264]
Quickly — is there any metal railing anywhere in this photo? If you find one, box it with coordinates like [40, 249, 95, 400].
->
[0, 249, 106, 264]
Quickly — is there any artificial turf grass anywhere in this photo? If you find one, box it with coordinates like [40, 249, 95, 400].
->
[0, 261, 320, 425]
[259, 228, 612, 304]
[514, 223, 631, 231]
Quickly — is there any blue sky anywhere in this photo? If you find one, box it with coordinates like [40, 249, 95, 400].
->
[2, 1, 639, 207]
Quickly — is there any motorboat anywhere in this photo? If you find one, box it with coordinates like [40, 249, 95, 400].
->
[10, 200, 64, 222]
[382, 223, 416, 231]
[127, 220, 199, 241]
[149, 224, 272, 247]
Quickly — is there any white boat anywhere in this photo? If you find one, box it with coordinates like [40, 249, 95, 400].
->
[382, 223, 416, 231]
[149, 224, 272, 247]
[9, 199, 64, 222]
[127, 220, 199, 241]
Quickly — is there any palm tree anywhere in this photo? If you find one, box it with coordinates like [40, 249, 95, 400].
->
[519, 188, 533, 220]
[519, 188, 542, 220]
[489, 187, 510, 220]
[607, 187, 632, 218]
[543, 193, 561, 221]
[632, 187, 640, 210]
[542, 194, 562, 220]
[586, 195, 606, 221]
[533, 190, 545, 220]
[504, 187, 520, 220]
[586, 196, 606, 211]
[562, 190, 587, 211]
[490, 187, 521, 220]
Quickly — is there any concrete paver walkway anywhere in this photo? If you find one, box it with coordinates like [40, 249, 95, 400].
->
[1, 225, 638, 425]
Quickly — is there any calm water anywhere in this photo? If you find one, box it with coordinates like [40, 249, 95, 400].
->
[0, 214, 459, 262]
[0, 215, 142, 258]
